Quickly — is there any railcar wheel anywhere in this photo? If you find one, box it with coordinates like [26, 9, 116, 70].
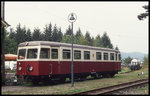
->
[42, 78, 52, 85]
[32, 79, 39, 85]
[93, 73, 101, 79]
[59, 78, 66, 83]
[109, 73, 115, 78]
[80, 76, 87, 81]
[102, 74, 111, 78]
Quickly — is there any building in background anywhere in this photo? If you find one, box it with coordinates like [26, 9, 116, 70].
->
[1, 1, 10, 85]
[5, 54, 17, 70]
[1, 1, 10, 27]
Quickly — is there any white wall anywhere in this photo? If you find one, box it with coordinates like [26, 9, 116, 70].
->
[5, 61, 17, 70]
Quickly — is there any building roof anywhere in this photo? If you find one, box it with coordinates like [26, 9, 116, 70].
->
[4, 54, 17, 61]
[1, 18, 10, 27]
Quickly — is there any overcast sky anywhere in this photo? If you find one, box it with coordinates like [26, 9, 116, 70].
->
[5, 1, 148, 54]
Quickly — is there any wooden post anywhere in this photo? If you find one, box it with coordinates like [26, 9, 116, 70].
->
[1, 1, 6, 85]
[1, 26, 5, 85]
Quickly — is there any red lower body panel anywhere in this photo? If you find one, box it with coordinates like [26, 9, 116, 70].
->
[17, 61, 121, 76]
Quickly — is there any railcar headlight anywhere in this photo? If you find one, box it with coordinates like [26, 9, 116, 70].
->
[18, 67, 22, 71]
[29, 66, 33, 71]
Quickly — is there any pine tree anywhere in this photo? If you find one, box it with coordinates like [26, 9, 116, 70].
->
[4, 29, 17, 54]
[44, 23, 52, 41]
[52, 24, 58, 42]
[9, 28, 16, 40]
[75, 28, 82, 39]
[57, 27, 63, 42]
[65, 25, 72, 36]
[85, 31, 92, 46]
[94, 34, 102, 47]
[5, 37, 17, 54]
[75, 28, 82, 44]
[115, 45, 119, 50]
[25, 29, 32, 41]
[91, 37, 94, 46]
[32, 28, 41, 41]
[40, 33, 45, 41]
[101, 32, 113, 49]
[15, 24, 27, 44]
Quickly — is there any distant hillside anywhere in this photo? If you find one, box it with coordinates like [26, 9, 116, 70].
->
[120, 52, 148, 61]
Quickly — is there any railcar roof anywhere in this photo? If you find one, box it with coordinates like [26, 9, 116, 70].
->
[18, 41, 120, 52]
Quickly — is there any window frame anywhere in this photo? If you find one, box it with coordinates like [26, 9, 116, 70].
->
[40, 48, 50, 59]
[103, 52, 109, 60]
[84, 51, 90, 60]
[74, 50, 81, 60]
[96, 52, 102, 60]
[115, 53, 118, 61]
[62, 49, 71, 59]
[118, 53, 121, 61]
[110, 53, 115, 60]
[27, 48, 38, 59]
[51, 48, 58, 59]
[18, 49, 26, 60]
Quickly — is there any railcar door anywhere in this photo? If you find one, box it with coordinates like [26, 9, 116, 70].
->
[51, 47, 60, 74]
[39, 46, 51, 75]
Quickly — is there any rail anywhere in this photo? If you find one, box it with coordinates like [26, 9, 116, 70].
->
[70, 79, 148, 95]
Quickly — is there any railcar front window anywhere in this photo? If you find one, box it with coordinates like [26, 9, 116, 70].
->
[84, 51, 90, 60]
[52, 49, 58, 59]
[63, 49, 70, 59]
[116, 53, 118, 60]
[104, 53, 108, 60]
[96, 52, 101, 60]
[74, 50, 81, 59]
[27, 49, 38, 59]
[110, 53, 114, 60]
[119, 54, 121, 60]
[18, 49, 26, 59]
[40, 48, 50, 59]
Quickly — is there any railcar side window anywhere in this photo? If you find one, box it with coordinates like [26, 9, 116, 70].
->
[110, 53, 114, 60]
[104, 53, 108, 60]
[63, 49, 70, 59]
[18, 49, 26, 59]
[40, 48, 50, 59]
[27, 49, 38, 59]
[96, 52, 101, 60]
[52, 49, 58, 59]
[84, 51, 90, 60]
[74, 50, 81, 59]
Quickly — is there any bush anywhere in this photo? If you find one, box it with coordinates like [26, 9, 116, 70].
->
[142, 56, 148, 68]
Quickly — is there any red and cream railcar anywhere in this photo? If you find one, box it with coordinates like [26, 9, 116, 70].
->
[16, 41, 121, 84]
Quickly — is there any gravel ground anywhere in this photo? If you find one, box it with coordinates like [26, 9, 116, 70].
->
[2, 86, 29, 92]
[111, 85, 149, 95]
[112, 90, 145, 95]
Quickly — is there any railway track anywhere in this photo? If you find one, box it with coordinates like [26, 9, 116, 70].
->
[70, 79, 148, 95]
